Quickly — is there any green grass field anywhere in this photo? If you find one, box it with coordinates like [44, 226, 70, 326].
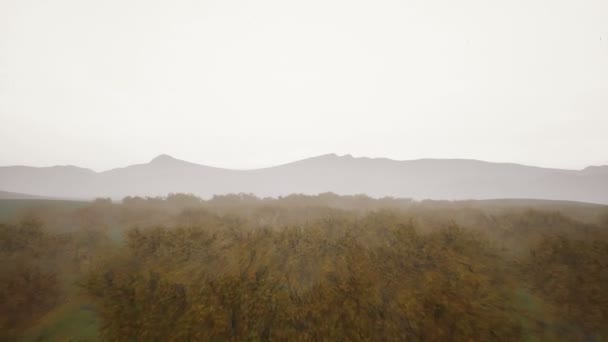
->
[21, 299, 100, 342]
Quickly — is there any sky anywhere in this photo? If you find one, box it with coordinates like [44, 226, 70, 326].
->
[1, 0, 607, 171]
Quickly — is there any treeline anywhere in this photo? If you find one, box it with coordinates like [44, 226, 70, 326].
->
[1, 193, 607, 340]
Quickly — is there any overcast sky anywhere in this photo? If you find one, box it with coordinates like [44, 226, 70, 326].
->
[1, 0, 607, 171]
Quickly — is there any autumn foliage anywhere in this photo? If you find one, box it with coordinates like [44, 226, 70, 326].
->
[1, 193, 607, 340]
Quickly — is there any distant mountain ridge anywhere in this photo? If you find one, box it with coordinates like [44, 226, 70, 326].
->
[0, 154, 607, 204]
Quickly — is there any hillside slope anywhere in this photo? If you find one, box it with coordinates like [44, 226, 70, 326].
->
[0, 154, 607, 203]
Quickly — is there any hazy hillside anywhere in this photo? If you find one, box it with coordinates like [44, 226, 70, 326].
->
[0, 190, 51, 200]
[1, 154, 607, 203]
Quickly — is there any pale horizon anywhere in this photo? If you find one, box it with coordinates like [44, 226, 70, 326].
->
[1, 152, 607, 173]
[2, 0, 607, 171]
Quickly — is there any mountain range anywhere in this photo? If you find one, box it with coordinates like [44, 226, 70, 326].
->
[1, 154, 607, 204]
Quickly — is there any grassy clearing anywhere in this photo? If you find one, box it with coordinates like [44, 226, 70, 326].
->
[21, 297, 100, 342]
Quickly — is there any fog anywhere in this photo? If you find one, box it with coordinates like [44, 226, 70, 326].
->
[1, 153, 608, 204]
[2, 0, 607, 171]
[3, 2, 608, 339]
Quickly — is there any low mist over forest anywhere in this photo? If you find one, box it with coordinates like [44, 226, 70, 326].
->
[1, 193, 607, 340]
[2, 0, 607, 338]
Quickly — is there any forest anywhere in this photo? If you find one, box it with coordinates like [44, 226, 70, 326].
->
[1, 193, 607, 341]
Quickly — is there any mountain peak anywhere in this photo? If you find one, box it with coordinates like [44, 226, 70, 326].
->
[150, 154, 178, 164]
[1, 154, 608, 203]
[582, 165, 608, 174]
[318, 153, 353, 159]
